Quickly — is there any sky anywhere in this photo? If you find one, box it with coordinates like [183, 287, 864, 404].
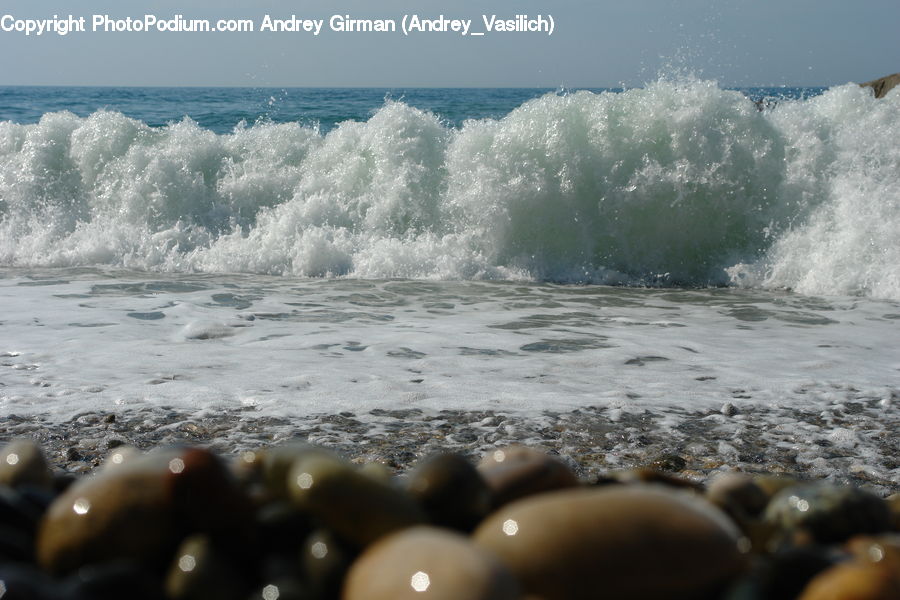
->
[0, 0, 897, 88]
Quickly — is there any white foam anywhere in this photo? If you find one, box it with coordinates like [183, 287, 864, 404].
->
[1, 79, 899, 300]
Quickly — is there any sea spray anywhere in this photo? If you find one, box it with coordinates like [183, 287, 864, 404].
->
[1, 79, 898, 298]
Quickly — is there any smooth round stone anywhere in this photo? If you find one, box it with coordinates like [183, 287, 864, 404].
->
[473, 485, 749, 600]
[707, 473, 770, 520]
[752, 475, 799, 502]
[765, 483, 891, 545]
[236, 444, 337, 501]
[846, 534, 900, 571]
[301, 528, 355, 598]
[406, 452, 491, 531]
[165, 535, 248, 600]
[100, 446, 142, 472]
[343, 526, 519, 600]
[37, 448, 253, 575]
[0, 439, 52, 490]
[358, 462, 393, 484]
[477, 446, 578, 507]
[613, 467, 703, 491]
[797, 560, 900, 600]
[287, 454, 426, 549]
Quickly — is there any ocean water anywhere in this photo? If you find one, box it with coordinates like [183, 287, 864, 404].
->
[0, 81, 897, 486]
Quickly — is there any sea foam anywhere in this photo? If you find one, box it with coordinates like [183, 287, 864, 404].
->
[1, 79, 898, 298]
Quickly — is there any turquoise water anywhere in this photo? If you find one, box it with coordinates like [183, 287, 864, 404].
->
[0, 85, 824, 134]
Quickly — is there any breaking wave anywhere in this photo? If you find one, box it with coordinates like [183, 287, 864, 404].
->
[1, 78, 898, 298]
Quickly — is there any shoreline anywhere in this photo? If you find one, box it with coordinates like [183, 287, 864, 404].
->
[4, 403, 896, 495]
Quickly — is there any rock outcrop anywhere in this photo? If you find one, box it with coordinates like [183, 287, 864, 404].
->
[860, 73, 900, 98]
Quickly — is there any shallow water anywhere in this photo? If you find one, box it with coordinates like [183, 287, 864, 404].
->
[1, 268, 897, 488]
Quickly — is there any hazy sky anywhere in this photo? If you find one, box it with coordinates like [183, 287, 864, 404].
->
[1, 0, 897, 87]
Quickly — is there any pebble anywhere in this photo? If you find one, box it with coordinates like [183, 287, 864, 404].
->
[37, 447, 252, 575]
[301, 528, 355, 598]
[473, 484, 749, 600]
[0, 439, 52, 490]
[476, 445, 578, 507]
[0, 437, 890, 598]
[165, 534, 248, 600]
[707, 472, 770, 521]
[845, 534, 900, 571]
[235, 443, 335, 501]
[100, 445, 142, 472]
[611, 466, 704, 491]
[287, 453, 426, 549]
[765, 483, 892, 545]
[722, 402, 740, 416]
[406, 452, 491, 531]
[343, 526, 519, 600]
[799, 535, 900, 600]
[797, 560, 900, 600]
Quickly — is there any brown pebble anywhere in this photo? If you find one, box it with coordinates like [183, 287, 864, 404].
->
[477, 445, 578, 507]
[473, 485, 748, 600]
[0, 439, 52, 490]
[753, 475, 799, 502]
[100, 446, 142, 472]
[302, 528, 355, 598]
[797, 560, 900, 600]
[406, 452, 491, 531]
[234, 443, 337, 501]
[707, 472, 770, 519]
[845, 534, 900, 571]
[37, 447, 253, 575]
[165, 534, 247, 600]
[615, 467, 704, 491]
[765, 483, 891, 545]
[343, 526, 519, 600]
[288, 453, 426, 549]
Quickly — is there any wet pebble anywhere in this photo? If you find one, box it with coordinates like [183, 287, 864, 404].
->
[165, 535, 248, 600]
[765, 482, 891, 545]
[477, 445, 578, 507]
[301, 528, 355, 598]
[707, 472, 770, 521]
[37, 447, 253, 575]
[797, 559, 900, 600]
[287, 453, 426, 549]
[473, 484, 749, 600]
[0, 439, 52, 491]
[406, 452, 491, 531]
[343, 526, 519, 600]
